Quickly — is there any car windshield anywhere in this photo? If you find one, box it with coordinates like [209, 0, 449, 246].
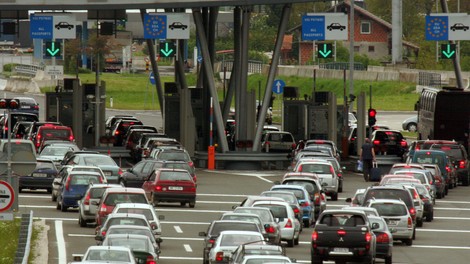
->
[85, 249, 131, 262]
[371, 203, 408, 216]
[83, 156, 117, 166]
[220, 234, 262, 247]
[70, 175, 100, 185]
[40, 146, 70, 156]
[233, 209, 273, 222]
[159, 171, 191, 181]
[105, 193, 148, 206]
[116, 208, 154, 220]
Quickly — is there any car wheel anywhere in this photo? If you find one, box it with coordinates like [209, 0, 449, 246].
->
[52, 193, 57, 202]
[56, 200, 61, 210]
[47, 188, 52, 194]
[427, 211, 434, 222]
[189, 201, 196, 208]
[338, 182, 343, 193]
[385, 256, 392, 264]
[404, 239, 413, 246]
[462, 175, 469, 186]
[180, 202, 187, 207]
[445, 185, 449, 195]
[412, 228, 416, 240]
[331, 192, 338, 201]
[79, 215, 87, 227]
[294, 235, 299, 245]
[61, 203, 68, 212]
[436, 191, 443, 199]
[407, 123, 417, 132]
[416, 218, 423, 227]
[287, 238, 294, 247]
[311, 256, 323, 264]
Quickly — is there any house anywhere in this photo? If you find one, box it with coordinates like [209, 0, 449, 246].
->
[292, 0, 419, 65]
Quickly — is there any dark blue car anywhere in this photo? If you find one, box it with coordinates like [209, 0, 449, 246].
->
[56, 171, 103, 212]
[19, 158, 57, 193]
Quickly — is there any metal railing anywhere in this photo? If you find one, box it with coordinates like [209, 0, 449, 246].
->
[220, 60, 263, 74]
[418, 72, 442, 87]
[319, 62, 366, 71]
[14, 210, 33, 264]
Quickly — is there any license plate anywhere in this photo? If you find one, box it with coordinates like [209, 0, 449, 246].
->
[334, 248, 349, 253]
[33, 173, 47, 177]
[169, 186, 183, 191]
[104, 171, 112, 176]
[387, 220, 398, 225]
[386, 142, 396, 145]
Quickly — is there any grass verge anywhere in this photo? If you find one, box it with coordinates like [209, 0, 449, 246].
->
[0, 218, 20, 263]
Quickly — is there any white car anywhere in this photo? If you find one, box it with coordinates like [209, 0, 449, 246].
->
[111, 203, 164, 244]
[78, 245, 136, 263]
[293, 159, 339, 200]
[208, 230, 265, 263]
[251, 200, 301, 247]
[240, 255, 295, 264]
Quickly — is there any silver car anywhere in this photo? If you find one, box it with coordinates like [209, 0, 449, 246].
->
[78, 183, 121, 227]
[366, 198, 414, 246]
[293, 159, 339, 201]
[402, 115, 418, 132]
[208, 230, 265, 263]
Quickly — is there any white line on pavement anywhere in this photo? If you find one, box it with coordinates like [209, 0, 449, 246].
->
[55, 220, 66, 264]
[256, 176, 273, 183]
[174, 225, 183, 233]
[183, 244, 193, 252]
[155, 208, 229, 213]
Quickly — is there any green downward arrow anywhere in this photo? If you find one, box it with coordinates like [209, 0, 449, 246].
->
[319, 44, 332, 58]
[161, 43, 174, 57]
[442, 44, 455, 59]
[47, 42, 60, 56]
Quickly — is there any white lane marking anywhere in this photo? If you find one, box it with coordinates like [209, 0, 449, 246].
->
[256, 176, 273, 183]
[21, 205, 57, 208]
[434, 217, 470, 220]
[202, 170, 281, 177]
[197, 194, 250, 197]
[155, 208, 229, 213]
[55, 220, 66, 264]
[436, 200, 470, 204]
[434, 207, 470, 211]
[411, 245, 470, 250]
[69, 234, 94, 237]
[174, 225, 183, 233]
[417, 228, 470, 233]
[183, 244, 193, 252]
[162, 221, 210, 225]
[196, 201, 240, 204]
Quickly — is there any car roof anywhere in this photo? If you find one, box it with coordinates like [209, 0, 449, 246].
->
[103, 187, 146, 194]
[271, 185, 308, 191]
[68, 171, 102, 176]
[88, 184, 122, 189]
[114, 203, 154, 209]
[107, 225, 152, 230]
[106, 213, 148, 220]
[367, 198, 407, 205]
[218, 230, 263, 236]
[104, 234, 151, 240]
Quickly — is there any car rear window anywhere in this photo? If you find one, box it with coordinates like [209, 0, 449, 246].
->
[210, 222, 259, 236]
[320, 213, 366, 226]
[116, 208, 154, 220]
[159, 171, 191, 181]
[106, 237, 150, 252]
[221, 215, 261, 226]
[413, 153, 445, 167]
[108, 217, 147, 227]
[253, 204, 287, 218]
[84, 156, 116, 166]
[86, 249, 131, 262]
[158, 152, 190, 162]
[70, 175, 100, 185]
[299, 164, 332, 174]
[364, 189, 412, 208]
[283, 180, 319, 194]
[374, 131, 403, 141]
[220, 234, 262, 247]
[271, 188, 305, 200]
[234, 209, 273, 222]
[40, 128, 71, 139]
[104, 193, 148, 206]
[371, 203, 408, 216]
[430, 145, 464, 160]
[262, 193, 296, 204]
[90, 188, 108, 199]
[394, 172, 426, 184]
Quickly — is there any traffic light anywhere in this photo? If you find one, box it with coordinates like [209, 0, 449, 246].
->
[0, 98, 19, 109]
[368, 108, 377, 127]
[159, 41, 176, 57]
[44, 41, 62, 57]
[441, 44, 456, 59]
[317, 43, 333, 58]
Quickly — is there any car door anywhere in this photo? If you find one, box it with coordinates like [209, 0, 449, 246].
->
[142, 171, 157, 199]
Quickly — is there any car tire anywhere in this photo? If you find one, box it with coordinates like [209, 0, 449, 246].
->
[61, 203, 68, 212]
[180, 202, 187, 207]
[426, 211, 434, 222]
[331, 192, 338, 201]
[79, 215, 87, 227]
[462, 175, 469, 186]
[338, 182, 343, 193]
[436, 191, 442, 199]
[412, 228, 416, 240]
[52, 192, 57, 202]
[407, 123, 417, 132]
[56, 200, 61, 210]
[287, 238, 294, 247]
[404, 239, 413, 246]
[189, 201, 196, 208]
[294, 235, 299, 245]
[385, 256, 392, 264]
[311, 256, 323, 264]
[416, 218, 423, 227]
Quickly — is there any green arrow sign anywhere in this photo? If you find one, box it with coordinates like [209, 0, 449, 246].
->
[441, 44, 456, 59]
[45, 41, 61, 57]
[160, 42, 175, 57]
[318, 43, 333, 58]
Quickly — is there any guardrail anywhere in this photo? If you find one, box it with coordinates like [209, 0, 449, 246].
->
[14, 210, 33, 264]
[220, 60, 263, 74]
[194, 151, 290, 170]
[12, 64, 44, 77]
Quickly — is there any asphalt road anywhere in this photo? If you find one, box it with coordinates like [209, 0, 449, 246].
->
[18, 168, 470, 264]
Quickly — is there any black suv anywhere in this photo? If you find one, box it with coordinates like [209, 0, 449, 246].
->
[430, 143, 470, 186]
[370, 129, 408, 157]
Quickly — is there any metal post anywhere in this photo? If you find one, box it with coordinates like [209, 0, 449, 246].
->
[349, 0, 355, 111]
[95, 51, 100, 146]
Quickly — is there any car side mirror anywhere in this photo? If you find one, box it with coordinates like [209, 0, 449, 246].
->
[91, 201, 99, 206]
[371, 222, 380, 230]
[232, 205, 238, 210]
[389, 227, 397, 233]
[158, 215, 165, 220]
[273, 181, 280, 185]
[198, 231, 207, 237]
[345, 198, 352, 203]
[95, 235, 103, 241]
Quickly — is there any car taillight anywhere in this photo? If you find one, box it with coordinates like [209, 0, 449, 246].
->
[265, 225, 275, 233]
[65, 177, 71, 191]
[312, 230, 318, 241]
[84, 193, 90, 205]
[146, 255, 157, 264]
[188, 161, 194, 168]
[34, 105, 39, 110]
[143, 149, 149, 156]
[99, 204, 107, 212]
[297, 165, 303, 172]
[118, 168, 123, 176]
[101, 230, 106, 237]
[291, 143, 296, 149]
[400, 140, 407, 147]
[337, 230, 346, 236]
[373, 140, 380, 145]
[115, 131, 120, 135]
[155, 185, 162, 191]
[446, 166, 451, 173]
[216, 252, 224, 261]
[69, 135, 74, 141]
[413, 191, 419, 199]
[330, 166, 335, 174]
[337, 172, 342, 178]
[314, 194, 320, 205]
[409, 207, 416, 220]
[208, 239, 215, 248]
[365, 232, 372, 250]
[434, 177, 441, 183]
[459, 160, 466, 169]
[285, 218, 293, 228]
[293, 208, 300, 214]
[303, 201, 310, 206]
[150, 223, 157, 230]
[407, 217, 413, 228]
[376, 233, 389, 243]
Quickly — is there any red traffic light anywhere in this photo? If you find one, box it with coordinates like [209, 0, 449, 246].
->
[368, 108, 377, 117]
[0, 99, 19, 109]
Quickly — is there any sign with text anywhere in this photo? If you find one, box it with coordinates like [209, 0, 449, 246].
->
[426, 14, 470, 41]
[30, 14, 76, 39]
[143, 13, 190, 39]
[302, 13, 348, 41]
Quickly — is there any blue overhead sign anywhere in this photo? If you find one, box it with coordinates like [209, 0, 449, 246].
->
[425, 16, 449, 41]
[302, 15, 325, 41]
[30, 15, 53, 39]
[143, 14, 167, 39]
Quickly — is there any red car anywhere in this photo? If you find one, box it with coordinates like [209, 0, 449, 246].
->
[142, 168, 196, 208]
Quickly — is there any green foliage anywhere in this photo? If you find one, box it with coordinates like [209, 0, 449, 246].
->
[0, 219, 20, 263]
[3, 63, 15, 72]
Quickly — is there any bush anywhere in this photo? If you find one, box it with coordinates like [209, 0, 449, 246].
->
[3, 63, 16, 72]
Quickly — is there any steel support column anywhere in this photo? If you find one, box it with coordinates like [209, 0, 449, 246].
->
[140, 9, 164, 117]
[237, 7, 251, 142]
[234, 7, 242, 146]
[193, 8, 229, 152]
[252, 4, 291, 151]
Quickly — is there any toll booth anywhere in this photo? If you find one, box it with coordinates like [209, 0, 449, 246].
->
[45, 78, 106, 148]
